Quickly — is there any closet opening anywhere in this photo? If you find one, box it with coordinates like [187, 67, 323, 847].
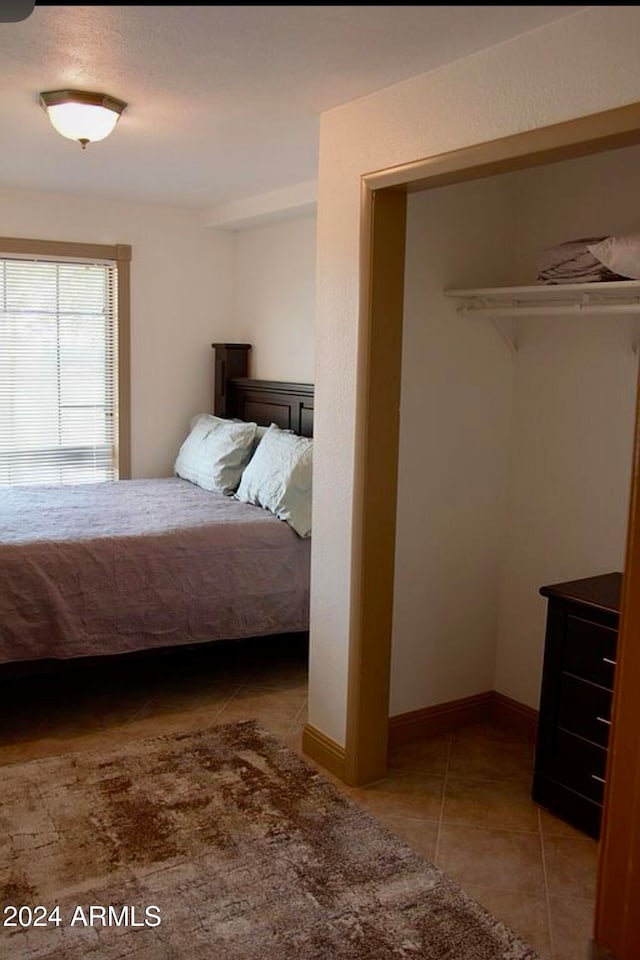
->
[393, 145, 638, 736]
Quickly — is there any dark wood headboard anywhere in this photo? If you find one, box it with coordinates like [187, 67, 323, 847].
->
[212, 343, 314, 438]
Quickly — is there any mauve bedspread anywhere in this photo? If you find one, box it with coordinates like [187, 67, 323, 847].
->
[0, 478, 310, 664]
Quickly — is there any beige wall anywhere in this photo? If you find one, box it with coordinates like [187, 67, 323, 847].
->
[0, 186, 235, 479]
[495, 315, 636, 707]
[233, 216, 316, 383]
[495, 145, 640, 708]
[390, 176, 517, 715]
[0, 189, 316, 478]
[310, 6, 640, 747]
[512, 145, 640, 284]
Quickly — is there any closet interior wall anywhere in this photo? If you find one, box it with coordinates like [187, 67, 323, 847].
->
[392, 143, 640, 717]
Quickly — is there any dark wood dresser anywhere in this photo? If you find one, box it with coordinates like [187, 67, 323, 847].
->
[532, 572, 622, 839]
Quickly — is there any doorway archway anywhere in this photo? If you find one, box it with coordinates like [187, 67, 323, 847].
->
[346, 101, 640, 959]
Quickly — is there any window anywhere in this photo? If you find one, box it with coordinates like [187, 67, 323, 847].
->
[0, 238, 130, 485]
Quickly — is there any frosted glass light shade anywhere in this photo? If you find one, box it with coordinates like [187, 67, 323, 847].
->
[47, 102, 119, 142]
[40, 90, 127, 148]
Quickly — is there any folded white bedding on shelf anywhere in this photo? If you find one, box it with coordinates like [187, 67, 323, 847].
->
[537, 232, 640, 284]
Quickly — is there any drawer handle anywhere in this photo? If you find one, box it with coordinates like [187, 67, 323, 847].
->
[591, 774, 606, 785]
[596, 716, 611, 726]
[602, 657, 617, 666]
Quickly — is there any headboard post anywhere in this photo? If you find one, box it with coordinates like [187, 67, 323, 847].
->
[211, 343, 251, 417]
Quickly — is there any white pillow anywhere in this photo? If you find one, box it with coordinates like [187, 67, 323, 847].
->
[189, 412, 210, 431]
[235, 420, 277, 455]
[174, 415, 256, 495]
[235, 423, 313, 537]
[588, 233, 640, 280]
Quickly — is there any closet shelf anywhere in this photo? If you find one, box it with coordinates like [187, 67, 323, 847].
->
[444, 280, 640, 353]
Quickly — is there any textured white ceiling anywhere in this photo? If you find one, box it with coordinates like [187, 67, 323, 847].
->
[0, 5, 587, 209]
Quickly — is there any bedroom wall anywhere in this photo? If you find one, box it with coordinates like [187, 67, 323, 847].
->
[310, 5, 640, 747]
[390, 176, 517, 715]
[0, 186, 235, 479]
[494, 145, 640, 708]
[232, 216, 316, 383]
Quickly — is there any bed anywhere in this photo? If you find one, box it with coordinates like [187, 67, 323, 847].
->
[0, 343, 314, 666]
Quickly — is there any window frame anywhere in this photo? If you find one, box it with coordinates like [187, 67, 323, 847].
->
[0, 236, 131, 480]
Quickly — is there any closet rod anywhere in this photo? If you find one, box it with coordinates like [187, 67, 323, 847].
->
[457, 303, 640, 318]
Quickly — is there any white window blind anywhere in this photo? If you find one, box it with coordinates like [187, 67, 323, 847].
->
[0, 255, 119, 485]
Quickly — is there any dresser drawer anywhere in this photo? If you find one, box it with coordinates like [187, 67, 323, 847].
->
[557, 673, 612, 747]
[552, 729, 607, 804]
[535, 574, 622, 838]
[563, 615, 617, 688]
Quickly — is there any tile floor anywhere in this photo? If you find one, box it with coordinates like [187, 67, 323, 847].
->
[0, 635, 597, 960]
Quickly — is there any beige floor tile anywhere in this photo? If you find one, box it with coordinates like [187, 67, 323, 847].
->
[216, 686, 307, 737]
[72, 682, 233, 742]
[463, 884, 551, 959]
[453, 721, 532, 744]
[0, 738, 76, 767]
[387, 734, 451, 775]
[349, 773, 444, 820]
[542, 834, 599, 900]
[0, 725, 143, 767]
[375, 815, 439, 861]
[443, 777, 540, 833]
[1, 708, 117, 745]
[283, 721, 306, 754]
[436, 823, 545, 896]
[248, 661, 309, 692]
[548, 896, 594, 960]
[121, 701, 234, 740]
[143, 681, 239, 718]
[538, 808, 593, 840]
[448, 734, 533, 783]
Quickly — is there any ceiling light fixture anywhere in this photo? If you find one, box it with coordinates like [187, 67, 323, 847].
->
[39, 89, 127, 150]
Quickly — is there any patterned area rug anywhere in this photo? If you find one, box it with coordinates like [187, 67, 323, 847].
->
[1, 720, 539, 959]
